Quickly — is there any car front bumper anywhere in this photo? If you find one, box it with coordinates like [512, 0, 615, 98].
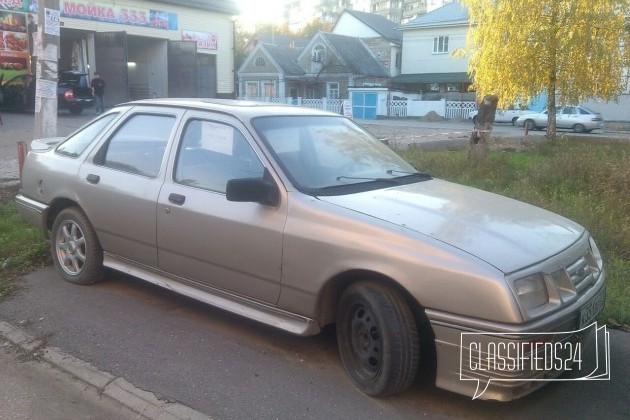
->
[427, 271, 606, 401]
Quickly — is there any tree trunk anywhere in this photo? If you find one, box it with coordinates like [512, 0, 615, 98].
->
[469, 94, 498, 161]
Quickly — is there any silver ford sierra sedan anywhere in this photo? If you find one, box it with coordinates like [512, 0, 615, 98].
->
[16, 99, 606, 401]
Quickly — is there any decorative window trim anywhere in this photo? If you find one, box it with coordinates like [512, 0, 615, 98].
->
[433, 35, 449, 54]
[312, 45, 325, 63]
[246, 81, 259, 97]
[327, 82, 340, 99]
[254, 56, 266, 67]
[262, 80, 277, 97]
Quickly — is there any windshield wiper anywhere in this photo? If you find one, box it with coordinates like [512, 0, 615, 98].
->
[386, 169, 431, 177]
[336, 175, 403, 184]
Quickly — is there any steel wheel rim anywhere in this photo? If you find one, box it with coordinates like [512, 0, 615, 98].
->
[348, 303, 382, 379]
[55, 220, 87, 276]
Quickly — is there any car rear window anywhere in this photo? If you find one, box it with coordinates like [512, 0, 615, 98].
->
[95, 114, 176, 178]
[59, 73, 88, 88]
[56, 113, 118, 157]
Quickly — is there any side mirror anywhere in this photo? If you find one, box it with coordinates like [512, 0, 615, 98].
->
[226, 171, 279, 206]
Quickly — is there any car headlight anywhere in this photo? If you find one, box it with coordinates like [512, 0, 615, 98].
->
[514, 274, 549, 311]
[588, 236, 603, 270]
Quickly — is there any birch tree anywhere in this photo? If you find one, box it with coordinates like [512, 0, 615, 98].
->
[462, 0, 630, 140]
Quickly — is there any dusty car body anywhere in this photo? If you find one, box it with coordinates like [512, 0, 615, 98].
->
[16, 99, 606, 401]
[515, 106, 604, 133]
[469, 108, 534, 125]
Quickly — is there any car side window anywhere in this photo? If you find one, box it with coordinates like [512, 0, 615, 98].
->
[174, 119, 264, 193]
[94, 114, 176, 177]
[56, 113, 118, 157]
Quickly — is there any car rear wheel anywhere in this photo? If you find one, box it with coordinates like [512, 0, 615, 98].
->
[52, 207, 105, 285]
[573, 123, 586, 133]
[524, 119, 537, 131]
[336, 281, 419, 396]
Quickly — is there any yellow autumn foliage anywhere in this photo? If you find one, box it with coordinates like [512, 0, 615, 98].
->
[461, 0, 630, 109]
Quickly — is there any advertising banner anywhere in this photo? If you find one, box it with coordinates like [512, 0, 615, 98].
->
[182, 30, 217, 50]
[60, 0, 178, 30]
[0, 9, 30, 109]
[0, 0, 31, 13]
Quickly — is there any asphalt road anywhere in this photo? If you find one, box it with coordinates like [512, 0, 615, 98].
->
[0, 267, 628, 419]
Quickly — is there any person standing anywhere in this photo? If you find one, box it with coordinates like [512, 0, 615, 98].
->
[91, 72, 106, 114]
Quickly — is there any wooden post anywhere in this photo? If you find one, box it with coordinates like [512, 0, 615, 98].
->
[34, 0, 60, 140]
[469, 94, 498, 161]
[17, 141, 27, 186]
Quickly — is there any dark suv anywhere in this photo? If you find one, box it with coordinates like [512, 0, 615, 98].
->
[57, 71, 94, 114]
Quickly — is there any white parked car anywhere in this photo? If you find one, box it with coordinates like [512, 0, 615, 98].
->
[515, 106, 604, 133]
[469, 108, 534, 125]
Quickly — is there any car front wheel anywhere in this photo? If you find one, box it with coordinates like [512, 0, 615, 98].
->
[573, 123, 586, 133]
[336, 281, 419, 397]
[52, 207, 105, 285]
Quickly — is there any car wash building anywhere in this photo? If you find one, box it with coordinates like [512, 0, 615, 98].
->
[0, 0, 238, 110]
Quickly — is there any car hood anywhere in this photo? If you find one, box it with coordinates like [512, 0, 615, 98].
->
[318, 179, 584, 273]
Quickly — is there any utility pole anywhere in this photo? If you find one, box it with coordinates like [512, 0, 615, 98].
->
[34, 0, 61, 139]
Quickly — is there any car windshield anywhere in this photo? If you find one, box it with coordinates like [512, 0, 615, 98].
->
[252, 115, 429, 195]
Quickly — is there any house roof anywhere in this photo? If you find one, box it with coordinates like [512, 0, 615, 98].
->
[263, 44, 305, 76]
[254, 33, 310, 49]
[392, 72, 471, 84]
[401, 2, 469, 29]
[150, 0, 239, 14]
[343, 10, 402, 44]
[319, 33, 389, 77]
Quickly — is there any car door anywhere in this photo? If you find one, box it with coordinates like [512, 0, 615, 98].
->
[156, 111, 286, 304]
[556, 106, 575, 129]
[78, 107, 183, 267]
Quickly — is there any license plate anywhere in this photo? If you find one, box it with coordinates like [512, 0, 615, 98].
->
[579, 288, 605, 328]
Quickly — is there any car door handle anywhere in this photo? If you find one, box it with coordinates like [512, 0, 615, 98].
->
[168, 193, 186, 205]
[86, 174, 100, 184]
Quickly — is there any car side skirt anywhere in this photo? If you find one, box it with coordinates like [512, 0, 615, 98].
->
[15, 193, 50, 238]
[103, 253, 321, 336]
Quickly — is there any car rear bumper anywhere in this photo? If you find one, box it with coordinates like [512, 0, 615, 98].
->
[15, 193, 50, 238]
[68, 98, 95, 107]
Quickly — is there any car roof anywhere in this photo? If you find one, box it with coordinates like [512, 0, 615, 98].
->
[119, 98, 340, 119]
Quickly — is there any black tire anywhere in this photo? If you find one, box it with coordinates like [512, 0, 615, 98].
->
[51, 207, 105, 285]
[69, 106, 83, 115]
[573, 123, 586, 133]
[511, 117, 519, 126]
[336, 281, 419, 397]
[524, 119, 537, 131]
[472, 115, 478, 125]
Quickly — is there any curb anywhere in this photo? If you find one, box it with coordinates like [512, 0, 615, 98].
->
[0, 321, 211, 420]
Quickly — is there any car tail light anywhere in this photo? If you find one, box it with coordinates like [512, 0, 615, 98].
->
[63, 89, 74, 100]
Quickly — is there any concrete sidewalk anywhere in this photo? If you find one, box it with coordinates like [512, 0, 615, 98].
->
[0, 322, 210, 420]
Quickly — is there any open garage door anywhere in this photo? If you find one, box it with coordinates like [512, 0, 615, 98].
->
[168, 41, 198, 98]
[95, 32, 129, 108]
